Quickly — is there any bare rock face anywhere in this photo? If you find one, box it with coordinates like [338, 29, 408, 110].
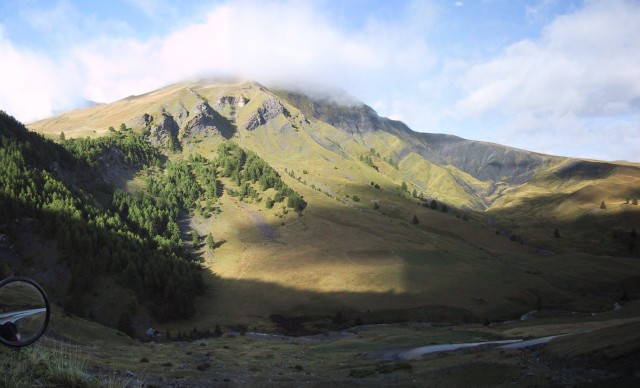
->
[128, 113, 180, 149]
[126, 113, 153, 129]
[183, 102, 235, 139]
[244, 98, 290, 131]
[173, 105, 190, 128]
[148, 113, 180, 148]
[217, 95, 249, 107]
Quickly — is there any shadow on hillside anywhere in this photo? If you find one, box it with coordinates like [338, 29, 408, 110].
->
[185, 183, 640, 335]
[193, 258, 640, 336]
[194, 271, 481, 335]
[487, 188, 640, 258]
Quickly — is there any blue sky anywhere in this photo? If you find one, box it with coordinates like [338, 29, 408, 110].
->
[1, 0, 639, 162]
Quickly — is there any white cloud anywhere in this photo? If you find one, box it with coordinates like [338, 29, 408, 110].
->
[0, 0, 437, 123]
[455, 0, 640, 161]
[458, 0, 640, 118]
[1, 0, 638, 162]
[0, 27, 83, 121]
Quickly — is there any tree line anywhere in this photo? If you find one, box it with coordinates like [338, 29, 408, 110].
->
[0, 112, 203, 322]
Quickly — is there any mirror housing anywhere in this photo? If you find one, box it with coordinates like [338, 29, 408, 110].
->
[0, 277, 51, 348]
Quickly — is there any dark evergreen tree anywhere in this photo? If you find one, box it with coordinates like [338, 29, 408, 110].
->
[206, 233, 215, 249]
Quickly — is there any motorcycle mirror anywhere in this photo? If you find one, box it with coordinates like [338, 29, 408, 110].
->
[0, 277, 51, 348]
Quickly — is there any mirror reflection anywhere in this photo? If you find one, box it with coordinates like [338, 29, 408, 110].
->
[0, 279, 48, 345]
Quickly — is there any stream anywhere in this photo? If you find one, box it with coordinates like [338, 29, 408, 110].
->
[242, 303, 624, 361]
[394, 334, 572, 361]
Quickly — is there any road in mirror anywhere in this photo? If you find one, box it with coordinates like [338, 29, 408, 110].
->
[0, 280, 47, 345]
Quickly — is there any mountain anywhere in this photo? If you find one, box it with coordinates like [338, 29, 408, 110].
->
[30, 80, 640, 238]
[4, 79, 640, 385]
[10, 80, 640, 332]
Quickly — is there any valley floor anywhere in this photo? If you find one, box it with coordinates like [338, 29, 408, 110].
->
[5, 302, 640, 387]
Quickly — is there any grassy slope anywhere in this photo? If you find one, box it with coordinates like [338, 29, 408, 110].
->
[489, 159, 640, 256]
[24, 81, 640, 334]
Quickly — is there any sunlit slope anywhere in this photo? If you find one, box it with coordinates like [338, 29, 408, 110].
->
[28, 81, 261, 139]
[25, 80, 640, 328]
[30, 81, 492, 210]
[30, 80, 640, 217]
[489, 158, 640, 255]
[180, 166, 640, 330]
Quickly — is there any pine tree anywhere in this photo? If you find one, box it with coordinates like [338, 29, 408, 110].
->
[206, 233, 215, 249]
[412, 215, 419, 225]
[600, 201, 606, 210]
[191, 230, 200, 247]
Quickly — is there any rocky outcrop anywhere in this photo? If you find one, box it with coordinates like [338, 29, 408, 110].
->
[126, 113, 153, 129]
[148, 113, 180, 148]
[172, 104, 190, 128]
[128, 113, 180, 149]
[217, 95, 249, 107]
[244, 98, 290, 131]
[183, 102, 235, 139]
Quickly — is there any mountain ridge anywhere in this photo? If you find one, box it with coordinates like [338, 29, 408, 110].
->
[27, 80, 640, 238]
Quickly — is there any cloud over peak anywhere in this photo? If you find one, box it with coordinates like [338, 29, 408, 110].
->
[0, 0, 638, 162]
